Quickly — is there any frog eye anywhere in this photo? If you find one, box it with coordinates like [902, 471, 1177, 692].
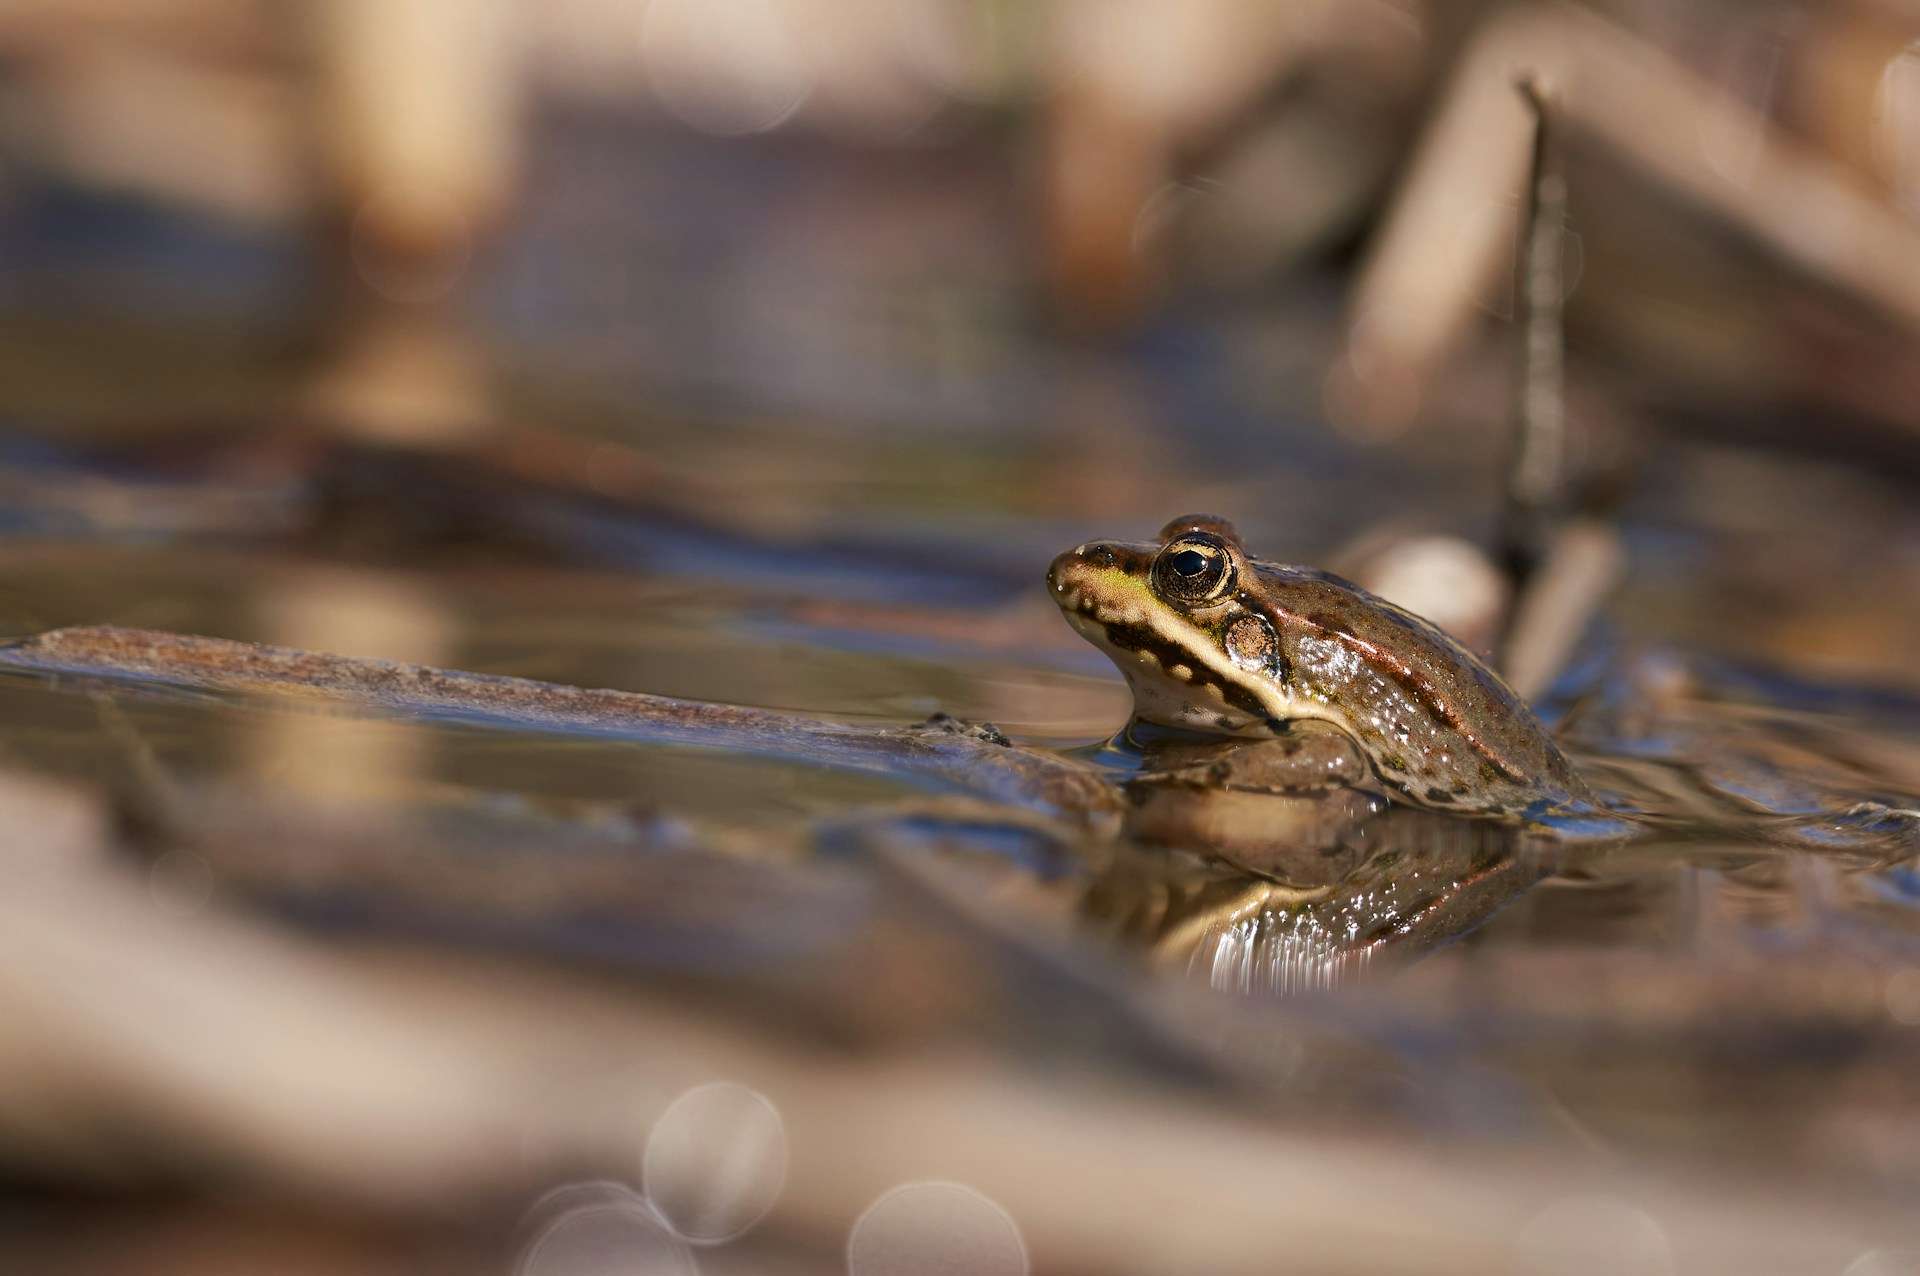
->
[1151, 534, 1235, 604]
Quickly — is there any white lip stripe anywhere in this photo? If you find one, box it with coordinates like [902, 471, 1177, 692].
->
[1071, 603, 1279, 721]
[1065, 587, 1374, 745]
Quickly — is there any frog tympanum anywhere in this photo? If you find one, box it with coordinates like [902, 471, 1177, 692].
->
[1048, 514, 1587, 820]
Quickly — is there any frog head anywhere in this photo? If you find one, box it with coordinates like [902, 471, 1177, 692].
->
[1047, 514, 1288, 737]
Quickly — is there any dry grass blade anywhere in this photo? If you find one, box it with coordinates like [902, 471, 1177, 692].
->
[1341, 3, 1920, 434]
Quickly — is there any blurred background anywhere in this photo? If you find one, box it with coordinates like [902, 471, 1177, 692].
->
[0, 1, 1917, 1273]
[1, 0, 1917, 672]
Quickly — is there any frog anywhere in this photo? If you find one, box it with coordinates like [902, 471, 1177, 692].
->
[1047, 514, 1590, 820]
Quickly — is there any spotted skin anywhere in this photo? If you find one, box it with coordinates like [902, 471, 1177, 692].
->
[1048, 516, 1588, 817]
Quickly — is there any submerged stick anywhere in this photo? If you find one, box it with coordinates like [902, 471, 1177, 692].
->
[0, 626, 1121, 830]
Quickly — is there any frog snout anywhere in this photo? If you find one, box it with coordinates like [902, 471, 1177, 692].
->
[1045, 550, 1078, 596]
[1048, 543, 1127, 597]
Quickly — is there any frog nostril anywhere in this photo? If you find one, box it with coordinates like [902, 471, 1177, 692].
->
[1086, 545, 1118, 569]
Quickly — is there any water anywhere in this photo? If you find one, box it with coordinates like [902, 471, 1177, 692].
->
[0, 432, 1913, 1276]
[0, 423, 1911, 1074]
[1, 147, 1917, 1268]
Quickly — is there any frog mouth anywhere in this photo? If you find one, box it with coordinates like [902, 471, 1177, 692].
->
[1053, 588, 1137, 631]
[1055, 597, 1290, 737]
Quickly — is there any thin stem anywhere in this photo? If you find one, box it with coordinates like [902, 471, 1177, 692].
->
[1504, 75, 1568, 584]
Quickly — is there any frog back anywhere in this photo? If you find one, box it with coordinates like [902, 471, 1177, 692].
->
[1246, 562, 1586, 814]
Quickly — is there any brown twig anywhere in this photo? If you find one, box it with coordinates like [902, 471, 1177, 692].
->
[1499, 518, 1624, 702]
[0, 626, 1122, 831]
[1490, 80, 1623, 699]
[1504, 76, 1567, 585]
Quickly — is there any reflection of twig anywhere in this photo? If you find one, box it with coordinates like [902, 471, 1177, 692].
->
[0, 627, 1120, 830]
[86, 690, 184, 813]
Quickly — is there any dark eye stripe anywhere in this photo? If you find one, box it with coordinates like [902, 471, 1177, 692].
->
[1098, 620, 1271, 719]
[1099, 620, 1192, 671]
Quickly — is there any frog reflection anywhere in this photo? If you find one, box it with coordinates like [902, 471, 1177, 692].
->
[1081, 797, 1552, 996]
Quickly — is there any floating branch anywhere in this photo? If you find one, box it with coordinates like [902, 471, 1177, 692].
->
[0, 626, 1122, 830]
